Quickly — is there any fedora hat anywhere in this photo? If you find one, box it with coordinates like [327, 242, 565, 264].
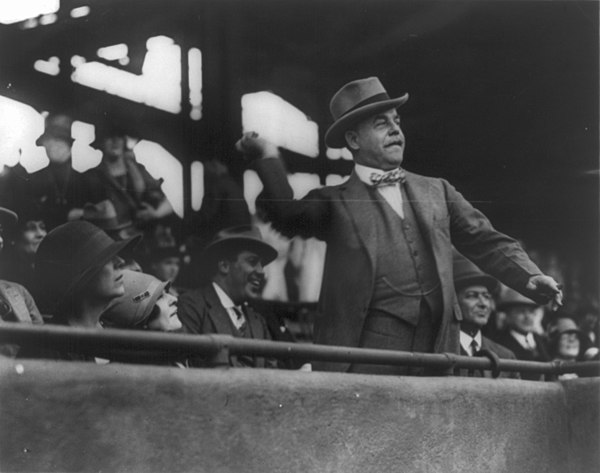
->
[35, 220, 141, 311]
[497, 286, 540, 311]
[201, 225, 277, 267]
[453, 252, 499, 294]
[325, 77, 409, 149]
[102, 270, 168, 328]
[35, 113, 74, 146]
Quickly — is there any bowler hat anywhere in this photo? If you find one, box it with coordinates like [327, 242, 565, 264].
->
[453, 252, 499, 294]
[35, 220, 141, 311]
[35, 113, 74, 146]
[325, 77, 409, 149]
[497, 287, 540, 310]
[102, 270, 168, 328]
[201, 225, 277, 267]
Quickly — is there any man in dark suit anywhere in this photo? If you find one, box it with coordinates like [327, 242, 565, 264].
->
[236, 76, 562, 374]
[178, 225, 278, 368]
[453, 252, 518, 379]
[495, 287, 551, 380]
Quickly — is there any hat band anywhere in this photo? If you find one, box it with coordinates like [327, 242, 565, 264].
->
[337, 92, 391, 119]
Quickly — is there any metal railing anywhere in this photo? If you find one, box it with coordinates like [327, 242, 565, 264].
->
[1, 324, 599, 378]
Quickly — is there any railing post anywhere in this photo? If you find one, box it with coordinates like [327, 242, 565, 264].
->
[206, 334, 234, 367]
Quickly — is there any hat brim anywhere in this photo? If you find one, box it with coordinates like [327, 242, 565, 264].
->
[201, 237, 277, 267]
[325, 94, 409, 149]
[58, 234, 142, 308]
[455, 275, 499, 294]
[0, 207, 18, 227]
[35, 133, 74, 147]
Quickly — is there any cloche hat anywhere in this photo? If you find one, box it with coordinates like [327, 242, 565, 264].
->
[35, 220, 141, 311]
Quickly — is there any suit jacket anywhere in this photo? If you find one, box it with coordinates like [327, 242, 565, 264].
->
[494, 330, 550, 381]
[459, 334, 520, 379]
[0, 280, 43, 325]
[178, 284, 276, 368]
[254, 158, 542, 371]
[0, 280, 43, 358]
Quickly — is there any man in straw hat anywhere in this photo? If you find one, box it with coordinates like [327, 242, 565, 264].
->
[178, 225, 278, 368]
[453, 251, 518, 379]
[236, 76, 562, 374]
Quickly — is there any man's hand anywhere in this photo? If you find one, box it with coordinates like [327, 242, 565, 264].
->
[235, 132, 279, 163]
[526, 274, 563, 311]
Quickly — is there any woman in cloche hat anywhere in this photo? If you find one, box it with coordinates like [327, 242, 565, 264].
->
[35, 220, 140, 329]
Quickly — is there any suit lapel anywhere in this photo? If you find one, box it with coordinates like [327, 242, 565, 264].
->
[403, 172, 434, 244]
[203, 285, 236, 336]
[0, 284, 29, 323]
[339, 172, 379, 260]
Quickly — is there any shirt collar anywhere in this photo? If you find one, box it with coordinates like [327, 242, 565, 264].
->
[212, 282, 236, 310]
[510, 329, 536, 349]
[460, 330, 483, 355]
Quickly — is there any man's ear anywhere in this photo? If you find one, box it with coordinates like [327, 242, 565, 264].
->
[217, 259, 230, 275]
[344, 130, 360, 151]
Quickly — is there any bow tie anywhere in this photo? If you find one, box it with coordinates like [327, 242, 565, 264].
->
[369, 168, 406, 187]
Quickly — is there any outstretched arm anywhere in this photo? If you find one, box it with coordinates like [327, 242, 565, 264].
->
[236, 132, 331, 240]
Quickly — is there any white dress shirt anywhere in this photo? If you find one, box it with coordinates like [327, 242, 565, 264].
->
[212, 282, 247, 331]
[460, 330, 483, 356]
[354, 163, 405, 218]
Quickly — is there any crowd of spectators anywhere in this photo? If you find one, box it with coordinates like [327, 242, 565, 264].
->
[0, 110, 597, 378]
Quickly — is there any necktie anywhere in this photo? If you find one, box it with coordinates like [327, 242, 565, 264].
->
[232, 306, 247, 335]
[470, 339, 479, 357]
[369, 167, 406, 187]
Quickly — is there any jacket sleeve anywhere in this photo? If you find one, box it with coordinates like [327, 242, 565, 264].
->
[178, 292, 205, 335]
[21, 285, 44, 325]
[443, 179, 543, 296]
[253, 157, 331, 240]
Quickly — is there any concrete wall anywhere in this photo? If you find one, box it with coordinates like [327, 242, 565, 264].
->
[0, 359, 598, 473]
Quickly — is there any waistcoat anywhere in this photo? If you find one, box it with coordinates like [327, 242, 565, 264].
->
[369, 187, 441, 325]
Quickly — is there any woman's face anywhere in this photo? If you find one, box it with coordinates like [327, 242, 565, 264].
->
[86, 256, 125, 302]
[147, 290, 181, 332]
[17, 220, 47, 255]
[558, 332, 580, 360]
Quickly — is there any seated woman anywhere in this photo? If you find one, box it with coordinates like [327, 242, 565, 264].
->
[548, 317, 582, 380]
[0, 206, 44, 358]
[102, 270, 181, 332]
[101, 270, 184, 365]
[34, 220, 140, 361]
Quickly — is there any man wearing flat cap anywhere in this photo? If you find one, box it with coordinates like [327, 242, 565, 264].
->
[236, 76, 562, 374]
[453, 252, 518, 379]
[178, 225, 278, 368]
